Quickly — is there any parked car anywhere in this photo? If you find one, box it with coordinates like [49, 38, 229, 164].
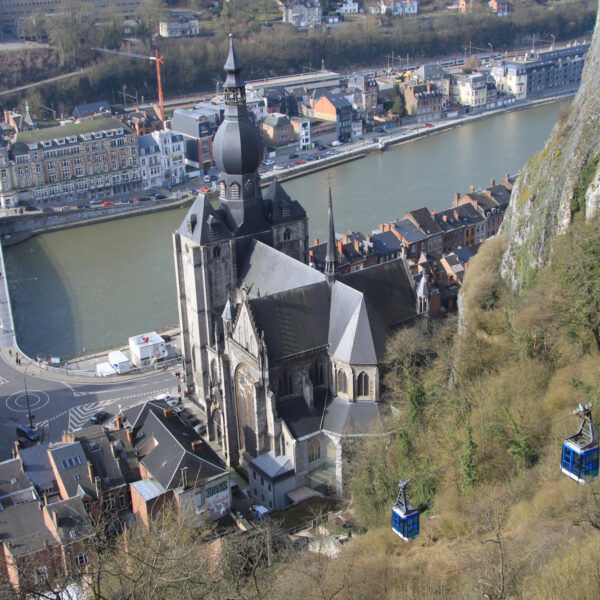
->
[294, 159, 305, 165]
[147, 191, 158, 197]
[424, 123, 433, 128]
[289, 153, 299, 159]
[135, 196, 151, 202]
[41, 207, 54, 213]
[210, 174, 219, 181]
[90, 411, 108, 424]
[204, 175, 211, 183]
[156, 194, 167, 200]
[264, 159, 275, 166]
[76, 203, 89, 209]
[155, 393, 172, 402]
[161, 334, 172, 342]
[22, 204, 37, 212]
[101, 201, 114, 207]
[90, 199, 102, 206]
[16, 425, 39, 442]
[274, 163, 285, 170]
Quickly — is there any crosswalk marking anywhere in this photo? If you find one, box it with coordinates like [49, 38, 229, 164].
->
[67, 389, 171, 431]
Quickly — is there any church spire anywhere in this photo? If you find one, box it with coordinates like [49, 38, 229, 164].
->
[324, 185, 338, 285]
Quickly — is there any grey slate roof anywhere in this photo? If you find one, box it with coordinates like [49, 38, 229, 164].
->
[73, 101, 111, 119]
[237, 239, 325, 299]
[263, 180, 307, 225]
[321, 396, 383, 436]
[44, 497, 94, 545]
[371, 230, 404, 256]
[0, 458, 34, 498]
[262, 113, 291, 128]
[0, 498, 55, 557]
[18, 444, 55, 493]
[48, 442, 97, 500]
[392, 220, 427, 244]
[249, 453, 294, 481]
[177, 195, 234, 245]
[250, 282, 330, 361]
[138, 134, 160, 154]
[277, 391, 327, 439]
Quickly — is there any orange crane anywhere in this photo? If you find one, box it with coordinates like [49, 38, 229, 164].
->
[92, 47, 165, 122]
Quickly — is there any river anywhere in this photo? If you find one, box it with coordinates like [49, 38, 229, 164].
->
[4, 99, 570, 359]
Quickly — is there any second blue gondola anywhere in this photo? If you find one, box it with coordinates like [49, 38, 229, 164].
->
[561, 403, 599, 485]
[391, 478, 419, 541]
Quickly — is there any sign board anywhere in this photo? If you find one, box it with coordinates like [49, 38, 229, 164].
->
[204, 479, 230, 515]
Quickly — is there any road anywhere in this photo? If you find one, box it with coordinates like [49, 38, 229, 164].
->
[0, 67, 93, 98]
[0, 352, 180, 458]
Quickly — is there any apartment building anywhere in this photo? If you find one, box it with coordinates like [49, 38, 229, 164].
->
[0, 118, 141, 208]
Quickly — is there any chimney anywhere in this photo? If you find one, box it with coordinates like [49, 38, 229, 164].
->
[115, 413, 123, 430]
[490, 178, 495, 187]
[469, 185, 474, 193]
[313, 237, 319, 245]
[427, 83, 431, 91]
[163, 407, 174, 419]
[191, 440, 203, 453]
[87, 461, 94, 482]
[337, 241, 343, 254]
[354, 238, 360, 252]
[309, 250, 314, 261]
[379, 223, 385, 231]
[443, 215, 448, 222]
[454, 193, 460, 206]
[366, 234, 372, 243]
[110, 441, 117, 458]
[125, 427, 134, 444]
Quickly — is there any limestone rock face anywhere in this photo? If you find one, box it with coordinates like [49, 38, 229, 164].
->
[500, 3, 600, 292]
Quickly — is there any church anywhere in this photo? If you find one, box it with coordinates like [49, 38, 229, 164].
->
[173, 36, 422, 504]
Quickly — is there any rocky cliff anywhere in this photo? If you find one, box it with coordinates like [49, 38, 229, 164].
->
[500, 1, 600, 292]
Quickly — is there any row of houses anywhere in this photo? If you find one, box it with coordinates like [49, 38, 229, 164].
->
[309, 174, 514, 314]
[0, 111, 185, 208]
[0, 399, 230, 596]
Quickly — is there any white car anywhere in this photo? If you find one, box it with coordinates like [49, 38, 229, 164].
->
[264, 159, 275, 166]
[155, 393, 180, 407]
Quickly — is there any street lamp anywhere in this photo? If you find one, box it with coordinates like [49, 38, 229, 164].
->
[488, 43, 493, 55]
[23, 361, 34, 429]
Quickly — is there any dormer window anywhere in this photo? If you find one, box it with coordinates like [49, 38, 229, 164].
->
[93, 132, 103, 139]
[27, 143, 38, 151]
[105, 130, 114, 137]
[117, 129, 124, 135]
[56, 138, 65, 145]
[68, 136, 77, 143]
[42, 141, 52, 148]
[281, 204, 291, 218]
[82, 134, 92, 141]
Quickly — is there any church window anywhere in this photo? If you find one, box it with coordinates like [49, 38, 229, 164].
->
[213, 246, 221, 258]
[309, 439, 321, 462]
[310, 361, 324, 386]
[283, 228, 292, 241]
[219, 181, 226, 201]
[230, 182, 240, 200]
[357, 372, 369, 397]
[279, 371, 293, 396]
[245, 179, 255, 196]
[210, 359, 218, 384]
[337, 370, 347, 394]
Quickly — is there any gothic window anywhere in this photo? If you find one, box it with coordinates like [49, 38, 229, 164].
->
[244, 179, 255, 196]
[357, 372, 369, 397]
[283, 228, 292, 241]
[309, 439, 321, 462]
[219, 181, 226, 201]
[213, 246, 221, 258]
[310, 361, 324, 386]
[235, 363, 256, 456]
[230, 182, 240, 200]
[337, 370, 347, 394]
[279, 371, 293, 396]
[210, 359, 218, 384]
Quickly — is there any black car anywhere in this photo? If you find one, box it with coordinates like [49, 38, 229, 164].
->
[91, 411, 109, 425]
[136, 196, 151, 202]
[156, 194, 167, 200]
[161, 334, 172, 342]
[16, 425, 40, 442]
[289, 153, 299, 159]
[41, 207, 54, 213]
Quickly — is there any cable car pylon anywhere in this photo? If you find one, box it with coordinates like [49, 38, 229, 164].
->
[561, 403, 599, 484]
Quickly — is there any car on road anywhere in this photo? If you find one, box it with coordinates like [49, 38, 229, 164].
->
[161, 334, 172, 342]
[134, 196, 151, 202]
[41, 207, 54, 213]
[294, 159, 305, 165]
[325, 150, 336, 156]
[155, 393, 181, 407]
[274, 163, 285, 170]
[16, 425, 40, 442]
[90, 411, 109, 425]
[288, 153, 299, 159]
[155, 194, 167, 200]
[77, 203, 90, 209]
[199, 186, 210, 193]
[101, 201, 114, 207]
[424, 123, 433, 128]
[210, 174, 219, 181]
[264, 159, 275, 166]
[204, 175, 211, 183]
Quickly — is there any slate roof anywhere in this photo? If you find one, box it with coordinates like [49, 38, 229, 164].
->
[138, 134, 160, 154]
[405, 207, 443, 236]
[263, 180, 307, 225]
[371, 230, 404, 256]
[16, 118, 128, 145]
[122, 401, 226, 491]
[237, 239, 325, 299]
[262, 113, 291, 128]
[250, 453, 294, 481]
[73, 101, 111, 119]
[434, 207, 466, 233]
[18, 444, 55, 494]
[0, 498, 55, 557]
[321, 396, 383, 436]
[48, 442, 97, 500]
[392, 219, 427, 244]
[454, 246, 474, 263]
[177, 195, 234, 245]
[277, 390, 328, 439]
[484, 184, 511, 209]
[249, 281, 331, 361]
[44, 497, 94, 545]
[0, 458, 34, 498]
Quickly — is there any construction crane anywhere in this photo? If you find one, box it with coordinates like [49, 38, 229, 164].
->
[91, 47, 165, 122]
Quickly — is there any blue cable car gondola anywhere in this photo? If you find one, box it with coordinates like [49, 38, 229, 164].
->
[561, 402, 599, 484]
[391, 478, 419, 541]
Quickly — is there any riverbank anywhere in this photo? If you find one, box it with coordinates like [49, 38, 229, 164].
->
[1, 194, 195, 247]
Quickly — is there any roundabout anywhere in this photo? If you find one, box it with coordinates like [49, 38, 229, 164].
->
[6, 389, 50, 413]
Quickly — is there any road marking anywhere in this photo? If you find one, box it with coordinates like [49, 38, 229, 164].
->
[0, 376, 8, 385]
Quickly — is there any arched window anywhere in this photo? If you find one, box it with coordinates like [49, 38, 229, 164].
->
[213, 246, 221, 258]
[357, 372, 369, 397]
[337, 370, 347, 394]
[283, 228, 292, 241]
[230, 182, 240, 200]
[310, 361, 324, 386]
[219, 181, 226, 201]
[309, 439, 321, 462]
[279, 371, 293, 396]
[210, 359, 218, 384]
